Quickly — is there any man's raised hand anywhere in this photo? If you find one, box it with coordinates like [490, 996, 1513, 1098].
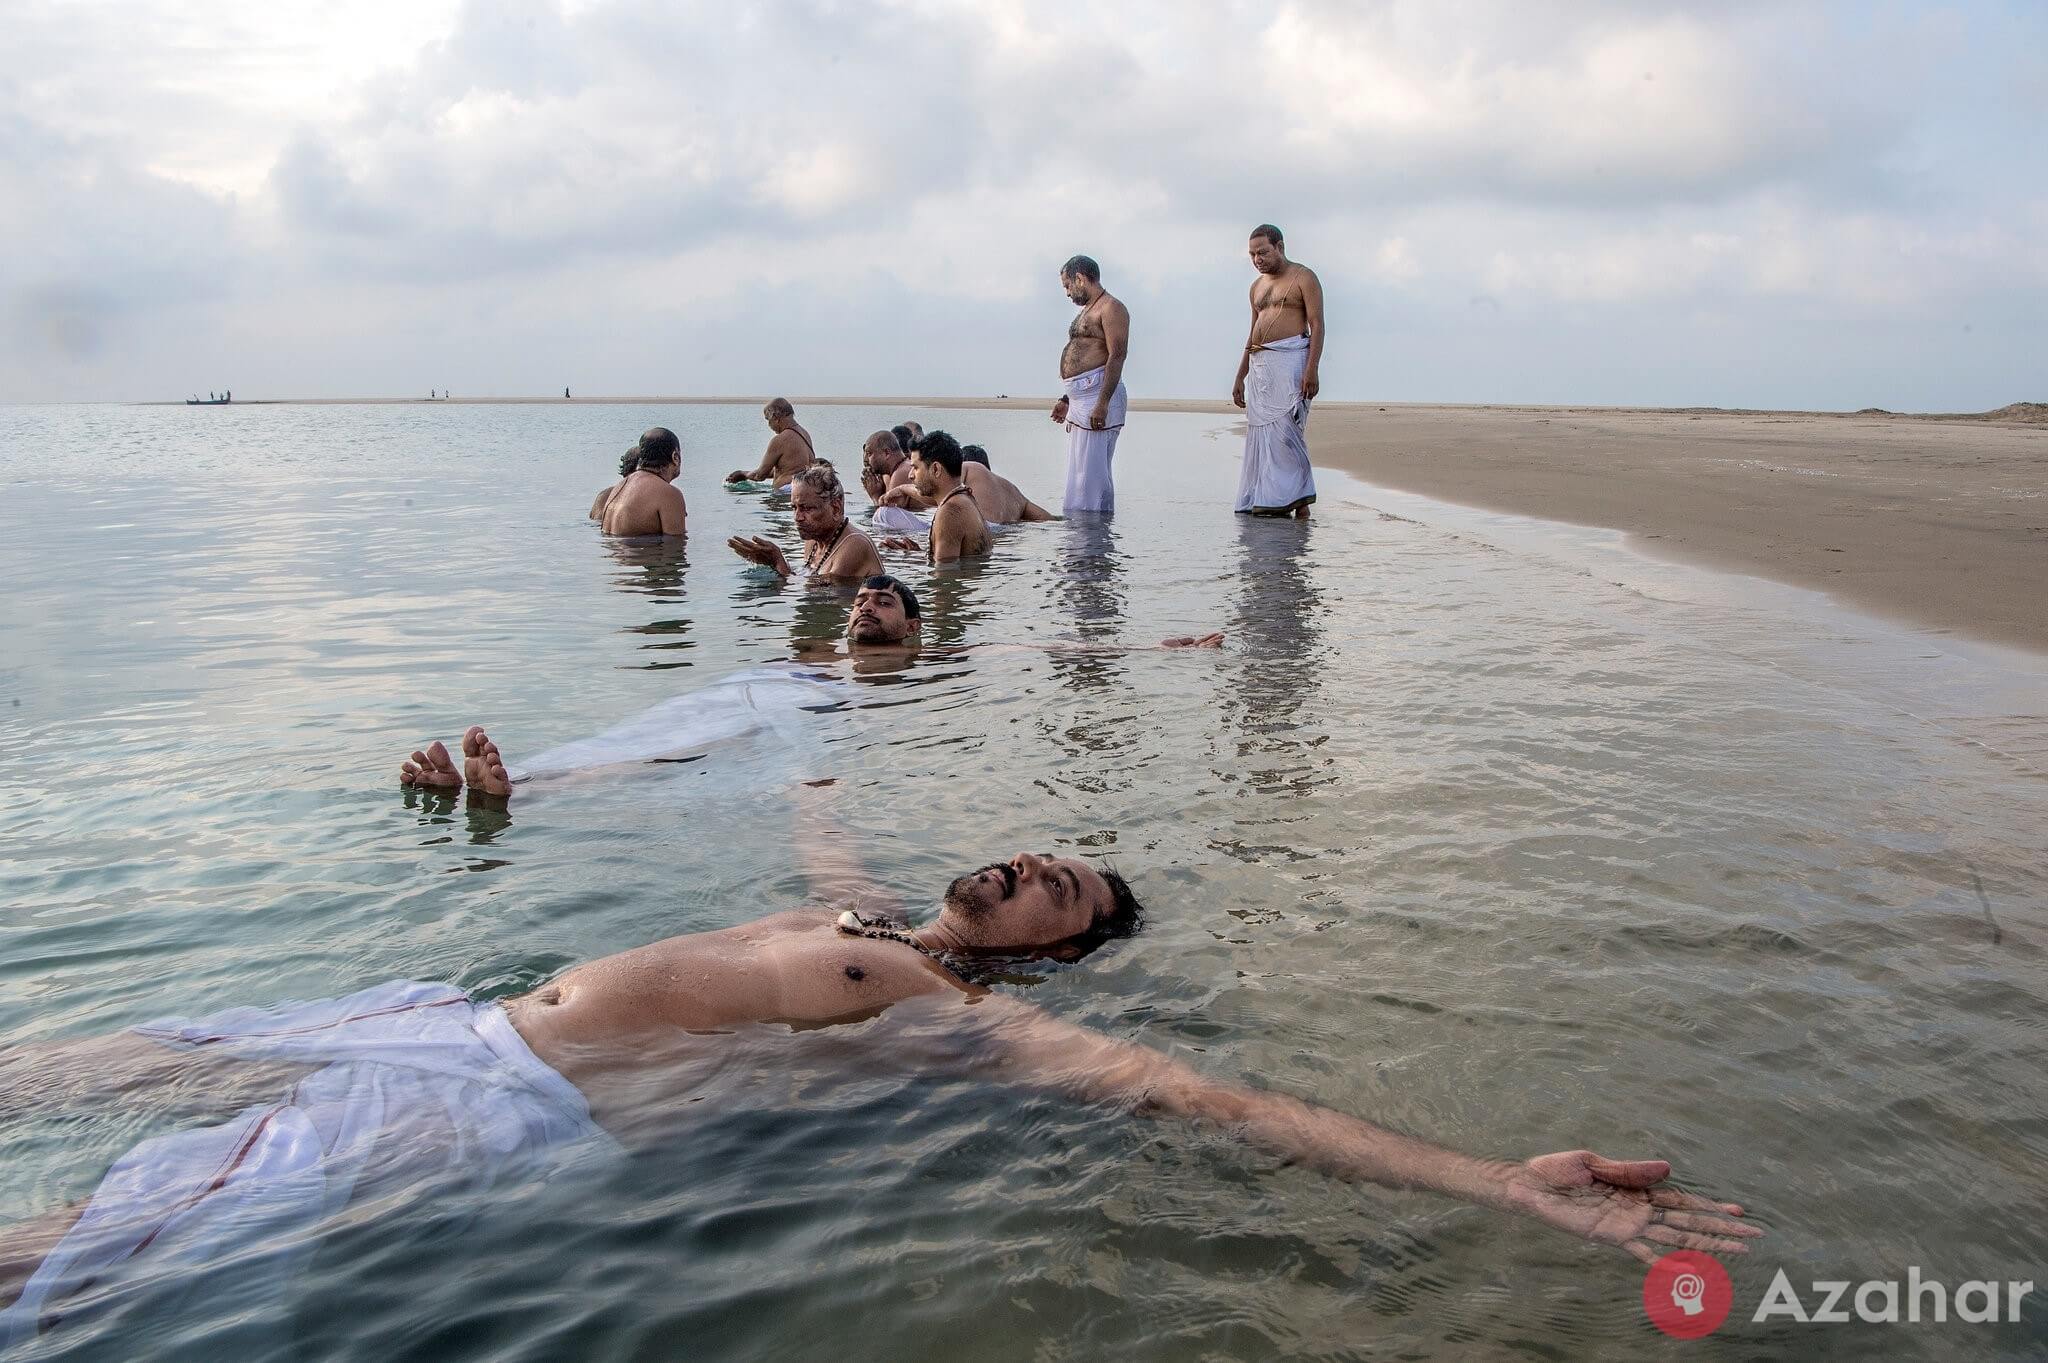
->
[727, 535, 791, 577]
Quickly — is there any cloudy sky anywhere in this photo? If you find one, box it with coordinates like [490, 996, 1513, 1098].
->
[3, 0, 2042, 408]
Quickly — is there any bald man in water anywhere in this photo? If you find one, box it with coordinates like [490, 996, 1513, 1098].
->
[2, 762, 1760, 1334]
[860, 430, 916, 503]
[727, 398, 817, 488]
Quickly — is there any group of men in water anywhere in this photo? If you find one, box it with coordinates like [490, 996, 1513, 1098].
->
[592, 406, 1051, 571]
[0, 229, 1764, 1345]
[590, 224, 1328, 536]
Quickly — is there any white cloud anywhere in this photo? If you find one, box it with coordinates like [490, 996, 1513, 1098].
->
[0, 0, 2041, 406]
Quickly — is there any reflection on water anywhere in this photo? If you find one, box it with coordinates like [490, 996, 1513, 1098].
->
[607, 536, 694, 668]
[1, 401, 2045, 1362]
[1224, 516, 1332, 795]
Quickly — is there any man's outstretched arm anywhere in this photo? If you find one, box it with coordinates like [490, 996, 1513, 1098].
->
[972, 996, 1759, 1264]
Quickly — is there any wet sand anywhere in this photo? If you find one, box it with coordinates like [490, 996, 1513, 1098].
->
[1288, 403, 2047, 654]
[186, 395, 2047, 652]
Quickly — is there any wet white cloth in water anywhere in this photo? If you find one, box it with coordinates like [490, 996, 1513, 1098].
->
[869, 505, 930, 536]
[1062, 364, 1125, 514]
[866, 505, 1018, 537]
[508, 666, 848, 782]
[1, 981, 603, 1347]
[1234, 333, 1316, 514]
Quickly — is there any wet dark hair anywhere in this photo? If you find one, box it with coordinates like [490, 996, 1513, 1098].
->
[620, 426, 681, 476]
[1250, 223, 1284, 247]
[861, 573, 920, 619]
[1095, 866, 1143, 940]
[1060, 254, 1100, 283]
[912, 430, 963, 477]
[960, 444, 990, 468]
[890, 424, 915, 453]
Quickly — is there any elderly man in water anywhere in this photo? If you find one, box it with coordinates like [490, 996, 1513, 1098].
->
[726, 398, 817, 488]
[591, 427, 686, 536]
[1, 764, 1759, 1337]
[728, 462, 884, 582]
[860, 430, 916, 503]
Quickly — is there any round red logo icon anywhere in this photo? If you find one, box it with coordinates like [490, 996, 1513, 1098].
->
[1643, 1251, 1733, 1338]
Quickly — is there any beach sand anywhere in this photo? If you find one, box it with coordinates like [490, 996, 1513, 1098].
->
[201, 394, 2046, 652]
[846, 396, 2046, 653]
[1289, 402, 2047, 654]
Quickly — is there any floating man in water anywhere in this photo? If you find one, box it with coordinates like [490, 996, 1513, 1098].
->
[3, 674, 1758, 1342]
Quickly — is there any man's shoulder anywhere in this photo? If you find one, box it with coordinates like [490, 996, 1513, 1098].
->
[1287, 261, 1320, 287]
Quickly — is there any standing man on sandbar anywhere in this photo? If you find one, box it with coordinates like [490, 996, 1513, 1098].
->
[1051, 256, 1129, 515]
[1232, 224, 1323, 518]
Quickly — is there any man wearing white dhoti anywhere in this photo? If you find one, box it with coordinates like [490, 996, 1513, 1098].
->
[1050, 255, 1129, 514]
[2, 797, 1760, 1347]
[1232, 224, 1325, 518]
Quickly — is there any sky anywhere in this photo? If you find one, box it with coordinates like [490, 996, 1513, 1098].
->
[2, 0, 2042, 408]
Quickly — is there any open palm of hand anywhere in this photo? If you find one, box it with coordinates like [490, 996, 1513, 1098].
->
[1505, 1150, 1762, 1263]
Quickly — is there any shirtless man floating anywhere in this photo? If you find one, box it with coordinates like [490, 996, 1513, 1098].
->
[728, 462, 884, 583]
[594, 427, 687, 536]
[1231, 224, 1324, 519]
[1051, 256, 1130, 515]
[726, 398, 816, 489]
[1, 774, 1758, 1335]
[879, 432, 992, 564]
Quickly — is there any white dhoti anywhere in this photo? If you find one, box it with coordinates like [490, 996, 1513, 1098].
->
[2, 981, 603, 1346]
[508, 666, 847, 782]
[1061, 364, 1126, 515]
[868, 505, 931, 536]
[1234, 334, 1316, 515]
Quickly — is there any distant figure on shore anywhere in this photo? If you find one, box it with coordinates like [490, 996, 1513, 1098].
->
[880, 432, 992, 563]
[565, 387, 571, 400]
[225, 390, 231, 403]
[728, 462, 883, 582]
[1232, 224, 1323, 519]
[861, 430, 916, 503]
[599, 427, 687, 536]
[727, 398, 816, 488]
[1051, 256, 1128, 514]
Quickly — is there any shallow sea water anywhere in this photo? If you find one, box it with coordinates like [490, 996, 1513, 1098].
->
[1, 401, 2044, 1361]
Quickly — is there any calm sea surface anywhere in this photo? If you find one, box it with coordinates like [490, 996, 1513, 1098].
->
[1, 401, 2044, 1361]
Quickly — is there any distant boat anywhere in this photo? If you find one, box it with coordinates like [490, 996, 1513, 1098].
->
[185, 397, 230, 405]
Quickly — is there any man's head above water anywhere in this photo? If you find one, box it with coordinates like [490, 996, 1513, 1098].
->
[791, 463, 848, 543]
[846, 574, 921, 646]
[909, 852, 1142, 955]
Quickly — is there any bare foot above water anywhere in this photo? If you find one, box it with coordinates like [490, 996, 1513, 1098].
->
[461, 726, 514, 797]
[400, 740, 461, 789]
[399, 728, 514, 797]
